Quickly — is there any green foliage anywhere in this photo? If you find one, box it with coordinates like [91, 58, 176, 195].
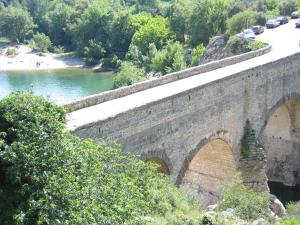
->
[150, 41, 187, 74]
[218, 174, 270, 220]
[132, 16, 174, 55]
[266, 0, 279, 11]
[43, 3, 75, 47]
[189, 0, 229, 45]
[0, 91, 201, 224]
[226, 10, 256, 35]
[30, 32, 52, 52]
[0, 6, 35, 42]
[191, 43, 205, 66]
[113, 61, 146, 88]
[246, 40, 268, 51]
[285, 201, 300, 220]
[83, 39, 106, 65]
[280, 220, 300, 225]
[278, 0, 297, 15]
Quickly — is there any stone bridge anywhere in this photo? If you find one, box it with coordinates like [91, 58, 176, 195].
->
[67, 28, 300, 205]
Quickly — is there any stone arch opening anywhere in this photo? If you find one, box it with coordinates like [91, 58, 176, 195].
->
[180, 139, 237, 207]
[261, 97, 300, 204]
[145, 157, 170, 175]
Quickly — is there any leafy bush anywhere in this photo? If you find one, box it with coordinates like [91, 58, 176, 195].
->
[280, 219, 300, 225]
[5, 47, 18, 57]
[226, 10, 256, 35]
[218, 174, 270, 220]
[285, 201, 300, 220]
[30, 32, 52, 52]
[131, 16, 174, 55]
[246, 40, 268, 51]
[0, 91, 202, 225]
[84, 39, 106, 65]
[150, 41, 186, 74]
[113, 61, 146, 88]
[191, 43, 205, 66]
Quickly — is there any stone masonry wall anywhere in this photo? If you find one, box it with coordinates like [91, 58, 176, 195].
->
[71, 52, 300, 187]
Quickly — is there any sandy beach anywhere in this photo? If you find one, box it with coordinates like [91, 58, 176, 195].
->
[0, 44, 84, 71]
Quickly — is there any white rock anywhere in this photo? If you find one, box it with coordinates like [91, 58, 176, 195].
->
[251, 218, 268, 225]
[207, 204, 218, 211]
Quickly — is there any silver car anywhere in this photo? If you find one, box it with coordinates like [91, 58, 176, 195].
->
[296, 19, 300, 28]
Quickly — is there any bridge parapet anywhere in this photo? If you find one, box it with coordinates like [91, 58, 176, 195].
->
[65, 45, 271, 112]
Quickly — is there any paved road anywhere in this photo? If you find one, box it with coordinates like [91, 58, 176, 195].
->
[67, 20, 300, 130]
[256, 19, 300, 55]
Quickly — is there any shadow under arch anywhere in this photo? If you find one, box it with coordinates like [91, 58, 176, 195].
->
[259, 92, 300, 137]
[176, 131, 235, 186]
[259, 92, 300, 187]
[177, 135, 237, 206]
[140, 150, 172, 176]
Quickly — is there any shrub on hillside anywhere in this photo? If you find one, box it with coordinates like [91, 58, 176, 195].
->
[0, 91, 200, 224]
[150, 41, 186, 74]
[30, 32, 52, 52]
[285, 201, 300, 220]
[191, 43, 205, 66]
[218, 174, 270, 220]
[113, 61, 146, 88]
[84, 39, 106, 65]
[246, 40, 268, 51]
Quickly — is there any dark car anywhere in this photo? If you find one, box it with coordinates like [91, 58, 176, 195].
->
[276, 16, 289, 25]
[252, 25, 264, 34]
[266, 19, 280, 28]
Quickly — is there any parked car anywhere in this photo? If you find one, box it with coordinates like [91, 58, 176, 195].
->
[291, 10, 300, 19]
[266, 19, 280, 28]
[252, 25, 264, 34]
[237, 29, 256, 39]
[276, 16, 289, 25]
[296, 19, 300, 28]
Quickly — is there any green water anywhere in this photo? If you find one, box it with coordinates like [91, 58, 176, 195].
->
[0, 69, 115, 104]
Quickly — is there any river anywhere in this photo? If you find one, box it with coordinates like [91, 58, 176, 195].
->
[0, 69, 115, 104]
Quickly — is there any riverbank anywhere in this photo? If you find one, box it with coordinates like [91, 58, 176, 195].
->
[0, 44, 84, 71]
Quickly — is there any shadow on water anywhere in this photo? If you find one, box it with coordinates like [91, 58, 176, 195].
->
[268, 181, 300, 206]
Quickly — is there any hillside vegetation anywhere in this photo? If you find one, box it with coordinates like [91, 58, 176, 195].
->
[1, 0, 298, 87]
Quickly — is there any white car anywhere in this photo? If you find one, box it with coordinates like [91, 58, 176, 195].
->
[237, 29, 256, 39]
[296, 19, 300, 28]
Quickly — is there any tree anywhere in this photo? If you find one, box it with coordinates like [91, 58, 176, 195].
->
[191, 43, 206, 66]
[189, 0, 229, 46]
[167, 0, 192, 43]
[0, 91, 200, 224]
[150, 41, 187, 74]
[131, 16, 174, 55]
[71, 1, 113, 55]
[0, 6, 35, 42]
[30, 32, 52, 52]
[43, 3, 75, 47]
[265, 0, 279, 11]
[113, 61, 146, 88]
[109, 10, 135, 58]
[226, 10, 256, 35]
[83, 39, 106, 65]
[278, 0, 297, 15]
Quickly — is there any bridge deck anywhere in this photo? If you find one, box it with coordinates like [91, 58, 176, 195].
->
[67, 20, 300, 131]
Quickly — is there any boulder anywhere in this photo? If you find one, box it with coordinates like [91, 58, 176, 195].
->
[270, 194, 286, 217]
[251, 218, 268, 225]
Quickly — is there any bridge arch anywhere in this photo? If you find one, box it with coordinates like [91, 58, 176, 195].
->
[178, 136, 237, 207]
[260, 93, 300, 187]
[141, 150, 171, 175]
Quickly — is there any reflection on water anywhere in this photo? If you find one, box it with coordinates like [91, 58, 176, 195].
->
[0, 69, 115, 104]
[268, 181, 300, 206]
